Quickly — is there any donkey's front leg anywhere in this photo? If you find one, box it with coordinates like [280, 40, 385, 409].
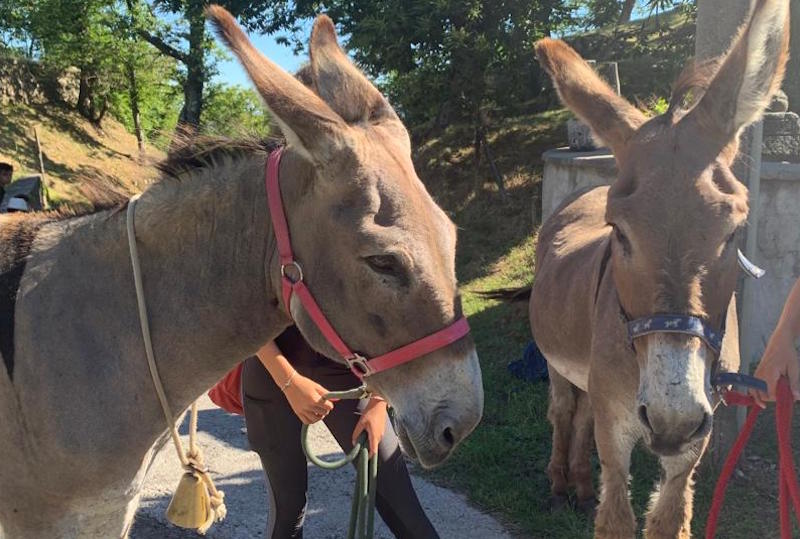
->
[547, 367, 578, 509]
[644, 436, 708, 539]
[593, 406, 638, 539]
[569, 389, 596, 514]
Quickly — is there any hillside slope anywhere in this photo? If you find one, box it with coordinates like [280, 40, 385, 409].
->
[0, 101, 163, 208]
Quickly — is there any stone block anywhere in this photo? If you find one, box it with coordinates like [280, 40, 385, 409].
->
[768, 91, 790, 113]
[567, 119, 599, 151]
[763, 112, 800, 136]
[763, 135, 800, 163]
[762, 112, 800, 162]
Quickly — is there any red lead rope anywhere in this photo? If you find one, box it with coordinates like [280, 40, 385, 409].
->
[706, 378, 800, 538]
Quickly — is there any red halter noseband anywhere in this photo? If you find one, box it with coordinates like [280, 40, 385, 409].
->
[265, 148, 471, 379]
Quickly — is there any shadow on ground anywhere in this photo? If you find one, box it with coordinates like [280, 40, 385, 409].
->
[131, 470, 268, 539]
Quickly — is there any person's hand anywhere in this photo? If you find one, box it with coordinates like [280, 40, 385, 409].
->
[352, 397, 388, 457]
[283, 373, 334, 424]
[752, 326, 800, 408]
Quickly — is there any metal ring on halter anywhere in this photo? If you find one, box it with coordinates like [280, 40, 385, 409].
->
[346, 354, 374, 377]
[280, 261, 304, 283]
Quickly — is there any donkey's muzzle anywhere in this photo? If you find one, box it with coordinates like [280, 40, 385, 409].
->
[638, 402, 712, 456]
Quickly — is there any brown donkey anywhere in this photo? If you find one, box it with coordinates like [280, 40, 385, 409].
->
[530, 0, 790, 537]
[0, 7, 482, 538]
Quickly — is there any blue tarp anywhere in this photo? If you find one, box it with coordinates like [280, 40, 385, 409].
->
[507, 340, 549, 383]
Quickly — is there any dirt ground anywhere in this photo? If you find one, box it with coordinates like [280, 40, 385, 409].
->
[129, 395, 513, 539]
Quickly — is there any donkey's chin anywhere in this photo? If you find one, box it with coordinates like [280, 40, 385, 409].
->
[644, 435, 687, 457]
[643, 431, 708, 458]
[395, 422, 452, 469]
[394, 422, 419, 461]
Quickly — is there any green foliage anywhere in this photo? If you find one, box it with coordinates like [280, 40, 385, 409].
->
[261, 1, 697, 129]
[569, 3, 697, 104]
[200, 84, 271, 137]
[141, 0, 291, 126]
[108, 64, 183, 149]
[580, 0, 692, 28]
[0, 1, 35, 50]
[294, 1, 579, 126]
[8, 0, 124, 121]
[645, 95, 670, 116]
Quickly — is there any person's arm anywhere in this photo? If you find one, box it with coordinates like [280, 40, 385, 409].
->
[753, 277, 800, 407]
[256, 340, 334, 424]
[351, 396, 389, 457]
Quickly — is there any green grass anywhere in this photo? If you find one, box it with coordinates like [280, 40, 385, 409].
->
[412, 110, 800, 538]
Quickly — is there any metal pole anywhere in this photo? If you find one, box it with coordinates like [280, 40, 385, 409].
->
[738, 123, 764, 428]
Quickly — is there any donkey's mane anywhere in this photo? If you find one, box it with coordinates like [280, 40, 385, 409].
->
[157, 134, 284, 180]
[3, 134, 285, 228]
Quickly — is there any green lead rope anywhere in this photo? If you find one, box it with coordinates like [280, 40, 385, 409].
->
[300, 386, 378, 539]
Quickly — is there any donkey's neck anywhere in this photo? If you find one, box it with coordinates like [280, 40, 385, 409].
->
[128, 154, 291, 412]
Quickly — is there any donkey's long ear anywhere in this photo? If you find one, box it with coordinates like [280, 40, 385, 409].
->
[535, 38, 646, 157]
[206, 5, 348, 162]
[308, 16, 402, 126]
[686, 0, 790, 144]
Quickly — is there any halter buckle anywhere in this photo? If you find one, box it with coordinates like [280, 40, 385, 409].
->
[346, 354, 374, 377]
[280, 261, 304, 284]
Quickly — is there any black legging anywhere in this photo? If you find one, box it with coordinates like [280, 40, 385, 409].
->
[241, 327, 439, 539]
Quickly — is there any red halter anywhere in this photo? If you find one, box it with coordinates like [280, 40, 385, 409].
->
[265, 148, 471, 379]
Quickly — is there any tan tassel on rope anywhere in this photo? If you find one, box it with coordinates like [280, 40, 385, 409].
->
[165, 402, 227, 534]
[127, 197, 226, 535]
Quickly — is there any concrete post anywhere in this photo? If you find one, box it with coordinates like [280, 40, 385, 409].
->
[695, 0, 753, 60]
[696, 0, 760, 463]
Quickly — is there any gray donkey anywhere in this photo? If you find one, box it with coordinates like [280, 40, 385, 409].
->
[0, 7, 482, 538]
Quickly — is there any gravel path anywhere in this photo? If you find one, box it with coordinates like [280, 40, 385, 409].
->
[130, 395, 512, 539]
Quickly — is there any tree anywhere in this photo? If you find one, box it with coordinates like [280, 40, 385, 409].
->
[17, 0, 124, 123]
[264, 0, 577, 129]
[581, 0, 694, 28]
[1, 0, 136, 124]
[200, 83, 270, 136]
[619, 0, 637, 22]
[135, 0, 285, 132]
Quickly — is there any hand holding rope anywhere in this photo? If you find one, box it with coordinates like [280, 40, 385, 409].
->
[301, 386, 378, 539]
[706, 377, 800, 538]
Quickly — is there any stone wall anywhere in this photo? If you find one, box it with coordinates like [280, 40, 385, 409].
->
[541, 149, 800, 367]
[0, 57, 47, 106]
[0, 56, 79, 107]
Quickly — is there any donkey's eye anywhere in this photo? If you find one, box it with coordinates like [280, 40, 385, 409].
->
[364, 255, 408, 285]
[612, 225, 632, 254]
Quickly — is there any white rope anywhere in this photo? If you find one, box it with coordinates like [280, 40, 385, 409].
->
[126, 195, 226, 534]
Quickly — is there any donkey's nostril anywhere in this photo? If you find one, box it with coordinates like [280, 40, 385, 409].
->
[690, 412, 713, 441]
[638, 405, 654, 434]
[441, 426, 455, 449]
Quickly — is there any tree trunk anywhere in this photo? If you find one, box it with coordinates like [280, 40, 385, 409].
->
[126, 62, 145, 155]
[76, 68, 108, 126]
[619, 0, 636, 23]
[175, 0, 206, 135]
[77, 69, 92, 119]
